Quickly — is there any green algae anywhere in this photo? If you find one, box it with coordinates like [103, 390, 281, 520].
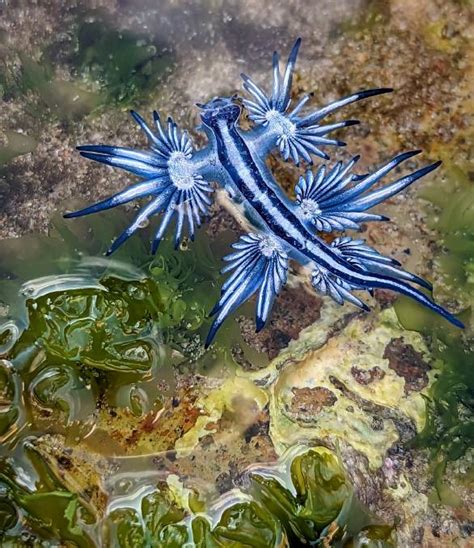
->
[0, 180, 399, 548]
[192, 502, 284, 547]
[0, 209, 292, 545]
[0, 447, 96, 547]
[247, 447, 352, 543]
[1, 9, 172, 124]
[13, 279, 163, 374]
[419, 165, 474, 301]
[0, 210, 267, 422]
[0, 209, 210, 332]
[72, 17, 173, 106]
[191, 447, 394, 546]
[0, 199, 463, 543]
[393, 163, 473, 500]
[0, 443, 393, 546]
[0, 131, 37, 166]
[105, 488, 188, 547]
[0, 208, 266, 461]
[391, 310, 474, 504]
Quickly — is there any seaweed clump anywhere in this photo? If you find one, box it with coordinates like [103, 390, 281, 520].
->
[0, 211, 265, 420]
[394, 163, 473, 504]
[0, 445, 394, 546]
[0, 211, 394, 545]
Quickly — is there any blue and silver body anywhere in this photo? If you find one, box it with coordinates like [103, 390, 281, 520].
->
[65, 39, 463, 345]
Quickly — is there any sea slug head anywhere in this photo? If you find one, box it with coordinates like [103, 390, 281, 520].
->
[198, 95, 241, 128]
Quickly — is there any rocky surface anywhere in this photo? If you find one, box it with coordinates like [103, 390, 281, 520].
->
[0, 0, 472, 546]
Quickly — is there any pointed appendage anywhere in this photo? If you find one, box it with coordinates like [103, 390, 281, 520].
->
[242, 37, 392, 164]
[65, 111, 213, 254]
[205, 233, 289, 347]
[294, 151, 441, 232]
[331, 237, 432, 290]
[309, 236, 463, 329]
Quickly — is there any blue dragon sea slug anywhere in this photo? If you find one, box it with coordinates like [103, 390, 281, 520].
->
[65, 38, 464, 346]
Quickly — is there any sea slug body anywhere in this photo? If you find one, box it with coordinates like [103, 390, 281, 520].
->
[65, 38, 464, 345]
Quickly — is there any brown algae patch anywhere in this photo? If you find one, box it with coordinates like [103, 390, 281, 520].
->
[289, 386, 338, 420]
[383, 337, 431, 394]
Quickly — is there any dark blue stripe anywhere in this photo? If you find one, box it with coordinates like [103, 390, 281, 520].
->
[211, 123, 400, 288]
[213, 124, 315, 252]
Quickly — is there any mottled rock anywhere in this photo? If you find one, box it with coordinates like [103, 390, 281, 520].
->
[289, 386, 338, 420]
[384, 337, 431, 394]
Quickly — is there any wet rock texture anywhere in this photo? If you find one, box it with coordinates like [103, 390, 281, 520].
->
[384, 337, 431, 394]
[0, 0, 472, 546]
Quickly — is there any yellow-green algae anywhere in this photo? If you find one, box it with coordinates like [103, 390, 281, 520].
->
[174, 377, 269, 457]
[267, 308, 432, 468]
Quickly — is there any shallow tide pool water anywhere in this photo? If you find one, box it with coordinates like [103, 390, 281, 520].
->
[0, 1, 472, 546]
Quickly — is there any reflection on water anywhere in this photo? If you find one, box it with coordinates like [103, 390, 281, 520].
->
[0, 214, 395, 545]
[0, 0, 472, 545]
